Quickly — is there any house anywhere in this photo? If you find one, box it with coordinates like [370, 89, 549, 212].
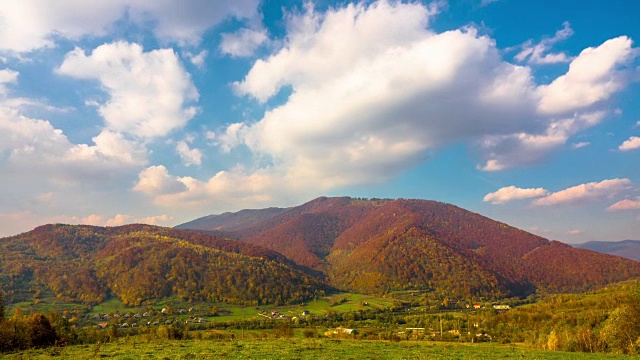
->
[96, 322, 109, 329]
[121, 323, 129, 328]
[493, 305, 510, 310]
[143, 312, 151, 317]
[473, 303, 481, 309]
[301, 310, 310, 316]
[134, 313, 141, 318]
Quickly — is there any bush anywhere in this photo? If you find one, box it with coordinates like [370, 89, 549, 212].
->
[303, 328, 317, 338]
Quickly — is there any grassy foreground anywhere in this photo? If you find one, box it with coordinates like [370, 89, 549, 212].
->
[5, 338, 631, 360]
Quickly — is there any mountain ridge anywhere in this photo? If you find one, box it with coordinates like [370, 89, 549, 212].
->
[179, 196, 640, 298]
[573, 240, 640, 262]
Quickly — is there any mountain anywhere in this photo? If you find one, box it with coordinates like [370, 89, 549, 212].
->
[573, 240, 640, 262]
[0, 224, 325, 306]
[179, 197, 640, 298]
[175, 207, 288, 233]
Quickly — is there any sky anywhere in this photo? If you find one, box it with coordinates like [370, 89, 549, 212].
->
[0, 0, 638, 243]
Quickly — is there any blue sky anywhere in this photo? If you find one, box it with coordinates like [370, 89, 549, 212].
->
[0, 0, 638, 243]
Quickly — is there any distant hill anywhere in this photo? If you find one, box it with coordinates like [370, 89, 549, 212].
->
[573, 240, 640, 262]
[175, 207, 288, 232]
[0, 224, 325, 306]
[179, 197, 640, 298]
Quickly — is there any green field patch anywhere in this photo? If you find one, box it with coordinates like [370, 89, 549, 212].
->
[4, 338, 632, 359]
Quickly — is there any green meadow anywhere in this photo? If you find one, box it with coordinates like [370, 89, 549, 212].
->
[5, 337, 631, 360]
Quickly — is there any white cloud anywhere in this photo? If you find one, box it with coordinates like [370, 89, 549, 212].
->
[0, 211, 173, 237]
[0, 0, 128, 53]
[132, 1, 639, 211]
[619, 136, 640, 151]
[229, 1, 548, 186]
[176, 140, 203, 167]
[128, 0, 261, 46]
[478, 111, 605, 171]
[66, 130, 148, 166]
[0, 105, 149, 188]
[572, 141, 590, 149]
[515, 22, 574, 65]
[533, 178, 633, 206]
[568, 229, 582, 235]
[185, 50, 208, 68]
[607, 199, 640, 211]
[133, 164, 311, 212]
[483, 185, 549, 204]
[0, 0, 261, 53]
[220, 28, 268, 57]
[538, 36, 635, 115]
[480, 0, 499, 6]
[0, 68, 18, 95]
[57, 41, 199, 138]
[103, 213, 173, 227]
[133, 165, 188, 195]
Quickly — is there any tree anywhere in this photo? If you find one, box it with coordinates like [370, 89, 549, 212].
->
[29, 313, 56, 348]
[0, 292, 4, 320]
[601, 285, 640, 354]
[601, 304, 640, 353]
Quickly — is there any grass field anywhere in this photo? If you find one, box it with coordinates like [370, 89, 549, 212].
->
[5, 337, 631, 359]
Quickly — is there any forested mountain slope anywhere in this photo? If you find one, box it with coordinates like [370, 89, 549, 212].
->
[0, 224, 324, 306]
[180, 197, 640, 298]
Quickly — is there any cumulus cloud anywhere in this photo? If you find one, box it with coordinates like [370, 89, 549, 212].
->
[515, 22, 574, 65]
[66, 130, 148, 166]
[176, 140, 203, 167]
[0, 106, 150, 195]
[228, 1, 547, 186]
[619, 136, 640, 151]
[220, 28, 268, 57]
[128, 0, 261, 46]
[533, 178, 633, 206]
[483, 185, 549, 204]
[185, 50, 208, 68]
[479, 111, 605, 171]
[57, 42, 199, 138]
[537, 36, 635, 115]
[0, 68, 18, 95]
[0, 0, 261, 53]
[133, 165, 188, 195]
[607, 199, 640, 211]
[134, 1, 639, 210]
[132, 163, 320, 213]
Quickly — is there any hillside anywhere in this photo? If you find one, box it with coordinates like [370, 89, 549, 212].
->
[573, 240, 640, 262]
[179, 197, 640, 298]
[0, 224, 325, 306]
[175, 207, 288, 232]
